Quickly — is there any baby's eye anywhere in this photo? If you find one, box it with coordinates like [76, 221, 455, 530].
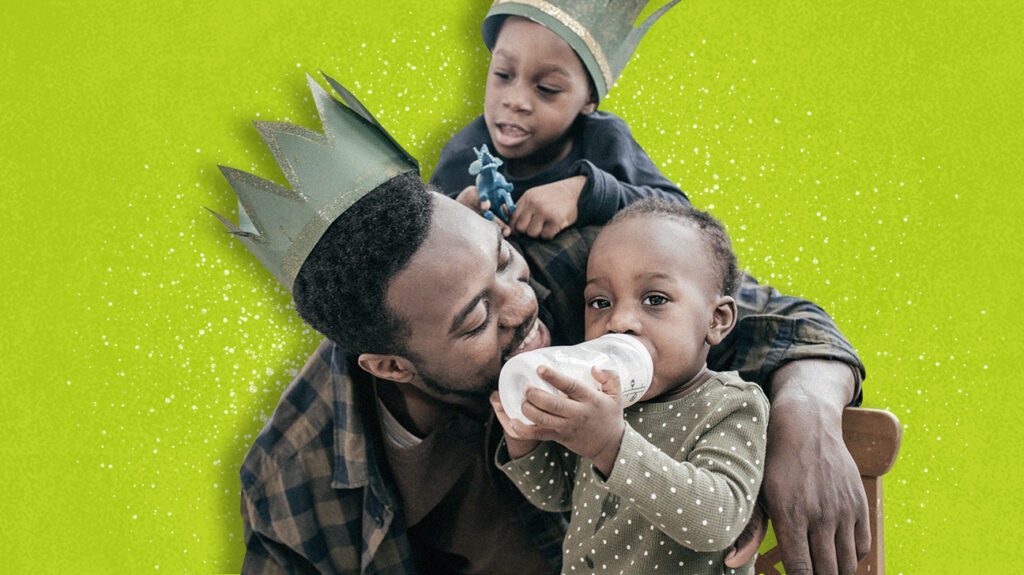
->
[537, 84, 561, 95]
[642, 294, 669, 306]
[493, 70, 511, 80]
[587, 298, 611, 310]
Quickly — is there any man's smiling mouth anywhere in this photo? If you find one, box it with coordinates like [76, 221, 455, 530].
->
[504, 317, 548, 362]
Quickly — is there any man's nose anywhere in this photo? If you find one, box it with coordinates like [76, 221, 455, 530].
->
[496, 279, 535, 328]
[607, 305, 642, 335]
[502, 82, 532, 113]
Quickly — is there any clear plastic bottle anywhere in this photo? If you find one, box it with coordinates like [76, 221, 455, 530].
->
[498, 333, 654, 425]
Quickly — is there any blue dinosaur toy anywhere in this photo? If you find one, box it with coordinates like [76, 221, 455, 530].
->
[469, 144, 516, 223]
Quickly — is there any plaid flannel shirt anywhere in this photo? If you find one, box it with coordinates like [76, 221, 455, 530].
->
[239, 226, 864, 574]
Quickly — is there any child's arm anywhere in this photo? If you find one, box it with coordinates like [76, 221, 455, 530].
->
[599, 385, 770, 553]
[570, 112, 689, 226]
[508, 176, 586, 240]
[507, 114, 688, 238]
[491, 391, 579, 512]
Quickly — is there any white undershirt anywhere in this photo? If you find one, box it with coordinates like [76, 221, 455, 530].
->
[377, 397, 424, 449]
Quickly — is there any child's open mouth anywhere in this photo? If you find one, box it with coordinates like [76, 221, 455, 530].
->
[495, 122, 530, 147]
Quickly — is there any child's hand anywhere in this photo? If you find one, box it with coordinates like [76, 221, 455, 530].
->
[490, 391, 540, 459]
[517, 365, 625, 476]
[509, 175, 585, 239]
[456, 185, 512, 237]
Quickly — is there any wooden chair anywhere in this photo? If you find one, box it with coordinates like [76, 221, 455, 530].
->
[755, 408, 902, 574]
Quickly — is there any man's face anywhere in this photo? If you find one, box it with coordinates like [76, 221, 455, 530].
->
[484, 16, 595, 173]
[386, 194, 551, 401]
[584, 216, 722, 400]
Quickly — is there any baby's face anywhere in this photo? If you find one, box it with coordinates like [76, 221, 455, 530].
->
[484, 17, 595, 171]
[584, 216, 724, 400]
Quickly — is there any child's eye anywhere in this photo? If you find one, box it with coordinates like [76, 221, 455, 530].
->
[493, 70, 511, 80]
[587, 298, 611, 310]
[642, 294, 669, 306]
[537, 85, 561, 95]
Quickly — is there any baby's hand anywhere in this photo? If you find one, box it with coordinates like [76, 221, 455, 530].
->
[490, 391, 540, 458]
[518, 365, 625, 476]
[509, 175, 585, 239]
[456, 185, 512, 237]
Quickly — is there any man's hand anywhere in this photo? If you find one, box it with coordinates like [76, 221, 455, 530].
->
[513, 366, 625, 475]
[490, 391, 541, 459]
[509, 176, 585, 239]
[763, 360, 870, 575]
[456, 185, 512, 236]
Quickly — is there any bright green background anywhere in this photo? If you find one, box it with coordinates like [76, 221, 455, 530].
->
[3, 1, 1021, 572]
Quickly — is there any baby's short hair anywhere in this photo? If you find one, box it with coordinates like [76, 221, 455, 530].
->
[610, 199, 742, 296]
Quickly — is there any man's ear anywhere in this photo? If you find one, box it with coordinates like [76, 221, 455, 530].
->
[707, 296, 738, 346]
[357, 353, 417, 384]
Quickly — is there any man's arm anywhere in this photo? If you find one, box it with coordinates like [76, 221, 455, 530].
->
[240, 486, 320, 575]
[702, 272, 869, 574]
[708, 272, 865, 397]
[760, 360, 870, 575]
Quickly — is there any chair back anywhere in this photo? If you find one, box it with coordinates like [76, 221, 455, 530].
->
[755, 407, 902, 574]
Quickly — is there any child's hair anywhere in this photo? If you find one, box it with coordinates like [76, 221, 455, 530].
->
[493, 16, 599, 105]
[610, 199, 742, 297]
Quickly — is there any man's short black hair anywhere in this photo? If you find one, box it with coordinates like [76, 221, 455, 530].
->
[611, 199, 742, 297]
[292, 171, 433, 355]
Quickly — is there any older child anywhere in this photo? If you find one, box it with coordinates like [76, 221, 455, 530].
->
[430, 1, 687, 239]
[492, 199, 769, 574]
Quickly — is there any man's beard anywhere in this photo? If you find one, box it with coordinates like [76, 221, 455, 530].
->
[420, 372, 498, 401]
[406, 349, 499, 401]
[400, 314, 532, 401]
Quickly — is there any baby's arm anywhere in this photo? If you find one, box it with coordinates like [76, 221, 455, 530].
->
[492, 389, 577, 511]
[597, 386, 770, 552]
[493, 363, 625, 511]
[496, 439, 579, 513]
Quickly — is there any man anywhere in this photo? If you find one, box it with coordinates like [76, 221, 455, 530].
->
[219, 74, 868, 575]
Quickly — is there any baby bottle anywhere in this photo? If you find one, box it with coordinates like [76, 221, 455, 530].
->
[498, 333, 654, 425]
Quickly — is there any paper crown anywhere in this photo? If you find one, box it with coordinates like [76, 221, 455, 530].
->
[482, 0, 680, 101]
[210, 73, 419, 290]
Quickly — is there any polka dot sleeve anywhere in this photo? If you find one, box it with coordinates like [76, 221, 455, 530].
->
[496, 438, 580, 513]
[595, 385, 770, 552]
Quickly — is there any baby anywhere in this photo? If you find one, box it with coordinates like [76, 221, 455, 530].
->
[492, 199, 770, 574]
[430, 1, 687, 239]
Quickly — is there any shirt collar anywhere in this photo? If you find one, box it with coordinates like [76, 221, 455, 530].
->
[329, 344, 371, 489]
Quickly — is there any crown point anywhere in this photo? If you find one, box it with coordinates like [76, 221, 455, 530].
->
[205, 206, 240, 233]
[215, 73, 419, 289]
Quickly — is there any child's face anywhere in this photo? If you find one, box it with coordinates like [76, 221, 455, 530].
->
[584, 216, 734, 400]
[484, 17, 596, 168]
